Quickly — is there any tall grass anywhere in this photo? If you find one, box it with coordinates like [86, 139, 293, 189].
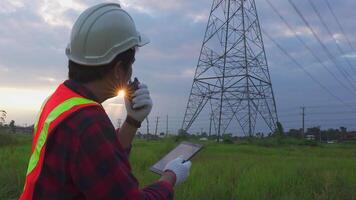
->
[0, 132, 355, 199]
[0, 133, 31, 199]
[130, 139, 356, 200]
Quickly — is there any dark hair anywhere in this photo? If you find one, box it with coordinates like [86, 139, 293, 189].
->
[68, 48, 135, 83]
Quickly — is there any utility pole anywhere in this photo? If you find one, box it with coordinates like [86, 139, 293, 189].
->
[155, 116, 159, 136]
[146, 118, 150, 135]
[166, 115, 168, 136]
[301, 107, 305, 138]
[209, 113, 213, 137]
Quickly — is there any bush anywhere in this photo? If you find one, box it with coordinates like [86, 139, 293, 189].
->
[174, 134, 189, 142]
[303, 139, 318, 147]
[223, 135, 234, 144]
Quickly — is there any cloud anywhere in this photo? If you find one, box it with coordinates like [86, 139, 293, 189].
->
[152, 68, 195, 81]
[120, 0, 184, 14]
[268, 24, 314, 39]
[0, 65, 9, 72]
[37, 76, 58, 83]
[119, 1, 155, 16]
[332, 33, 350, 45]
[119, 0, 210, 24]
[342, 53, 356, 59]
[186, 12, 209, 23]
[0, 0, 25, 14]
[37, 0, 86, 28]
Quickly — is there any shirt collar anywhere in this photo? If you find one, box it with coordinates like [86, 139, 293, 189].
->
[64, 80, 100, 103]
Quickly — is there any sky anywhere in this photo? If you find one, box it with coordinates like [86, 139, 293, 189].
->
[1, 0, 356, 135]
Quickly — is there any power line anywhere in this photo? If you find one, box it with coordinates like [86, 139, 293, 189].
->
[303, 103, 356, 109]
[307, 111, 356, 115]
[325, 0, 356, 53]
[281, 116, 356, 122]
[306, 118, 356, 122]
[306, 0, 356, 74]
[279, 111, 356, 117]
[265, 0, 356, 97]
[262, 28, 356, 112]
[287, 0, 356, 91]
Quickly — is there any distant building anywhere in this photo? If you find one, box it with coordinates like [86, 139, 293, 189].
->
[341, 132, 356, 141]
[305, 134, 315, 141]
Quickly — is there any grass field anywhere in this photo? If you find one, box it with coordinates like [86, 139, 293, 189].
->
[1, 132, 356, 200]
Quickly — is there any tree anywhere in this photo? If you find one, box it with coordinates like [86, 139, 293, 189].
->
[9, 120, 16, 133]
[255, 132, 264, 138]
[178, 129, 188, 136]
[285, 129, 299, 138]
[275, 122, 284, 137]
[200, 132, 208, 138]
[340, 127, 347, 133]
[0, 110, 6, 126]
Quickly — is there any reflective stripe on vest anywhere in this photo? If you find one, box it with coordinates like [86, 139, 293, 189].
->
[20, 83, 100, 200]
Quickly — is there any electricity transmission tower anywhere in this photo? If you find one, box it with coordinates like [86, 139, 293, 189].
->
[182, 0, 278, 140]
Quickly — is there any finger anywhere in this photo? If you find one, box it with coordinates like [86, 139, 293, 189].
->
[133, 88, 149, 97]
[138, 83, 148, 89]
[133, 99, 152, 109]
[133, 95, 150, 104]
[174, 155, 184, 162]
[183, 161, 192, 169]
[124, 96, 131, 105]
[133, 97, 151, 107]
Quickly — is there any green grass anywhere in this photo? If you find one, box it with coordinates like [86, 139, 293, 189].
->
[0, 133, 31, 199]
[1, 132, 356, 199]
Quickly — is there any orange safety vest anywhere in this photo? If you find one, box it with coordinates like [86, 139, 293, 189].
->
[20, 83, 100, 200]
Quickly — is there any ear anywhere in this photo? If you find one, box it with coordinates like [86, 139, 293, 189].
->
[113, 61, 122, 80]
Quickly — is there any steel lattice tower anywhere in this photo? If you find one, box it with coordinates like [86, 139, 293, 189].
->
[182, 0, 278, 139]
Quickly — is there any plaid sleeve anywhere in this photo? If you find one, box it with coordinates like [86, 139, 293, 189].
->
[71, 111, 174, 200]
[116, 128, 132, 156]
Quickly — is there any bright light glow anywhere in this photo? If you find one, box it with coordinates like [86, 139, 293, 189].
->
[102, 97, 126, 128]
[0, 87, 55, 125]
[0, 86, 127, 126]
[117, 89, 126, 98]
[0, 87, 53, 111]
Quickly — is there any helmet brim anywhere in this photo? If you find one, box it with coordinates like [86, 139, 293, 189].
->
[137, 32, 150, 47]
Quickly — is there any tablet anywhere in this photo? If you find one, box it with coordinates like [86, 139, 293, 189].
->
[150, 141, 203, 174]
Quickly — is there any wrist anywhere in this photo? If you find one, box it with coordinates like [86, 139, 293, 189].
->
[159, 170, 176, 186]
[125, 115, 142, 128]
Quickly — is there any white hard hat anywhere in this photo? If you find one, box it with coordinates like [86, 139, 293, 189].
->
[65, 3, 149, 66]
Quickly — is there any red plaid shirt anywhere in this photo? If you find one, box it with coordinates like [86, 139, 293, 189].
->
[32, 80, 174, 199]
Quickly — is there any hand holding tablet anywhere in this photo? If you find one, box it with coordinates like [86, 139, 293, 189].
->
[163, 156, 192, 186]
[150, 142, 203, 174]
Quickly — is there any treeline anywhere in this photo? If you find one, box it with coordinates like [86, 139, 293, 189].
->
[0, 121, 33, 134]
[285, 126, 356, 141]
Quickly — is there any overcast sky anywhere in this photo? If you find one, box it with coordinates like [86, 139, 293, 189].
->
[1, 0, 356, 135]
